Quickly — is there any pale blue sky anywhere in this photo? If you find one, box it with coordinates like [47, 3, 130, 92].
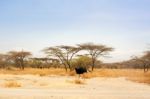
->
[0, 0, 150, 62]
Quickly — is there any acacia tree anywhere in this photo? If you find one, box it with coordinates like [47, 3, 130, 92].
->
[141, 51, 150, 72]
[8, 51, 31, 70]
[142, 51, 150, 72]
[78, 43, 113, 71]
[44, 45, 80, 71]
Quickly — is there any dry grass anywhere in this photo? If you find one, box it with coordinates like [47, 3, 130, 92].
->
[74, 79, 85, 84]
[0, 68, 150, 84]
[68, 71, 76, 76]
[66, 79, 85, 84]
[82, 73, 93, 79]
[0, 68, 66, 76]
[4, 80, 21, 88]
[89, 69, 150, 84]
[39, 82, 48, 86]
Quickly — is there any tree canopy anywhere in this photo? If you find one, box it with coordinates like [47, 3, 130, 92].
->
[78, 43, 113, 71]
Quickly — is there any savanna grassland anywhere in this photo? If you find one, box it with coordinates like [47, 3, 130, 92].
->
[0, 68, 150, 84]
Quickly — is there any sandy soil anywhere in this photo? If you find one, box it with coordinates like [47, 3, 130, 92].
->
[0, 74, 150, 99]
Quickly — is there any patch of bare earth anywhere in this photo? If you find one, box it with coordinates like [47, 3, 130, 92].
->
[0, 74, 150, 99]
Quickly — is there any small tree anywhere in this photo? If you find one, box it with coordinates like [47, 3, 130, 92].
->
[132, 51, 150, 72]
[78, 43, 113, 71]
[8, 50, 31, 70]
[72, 55, 92, 69]
[141, 51, 150, 72]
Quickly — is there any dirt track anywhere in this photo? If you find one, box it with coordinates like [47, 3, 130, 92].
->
[0, 75, 150, 99]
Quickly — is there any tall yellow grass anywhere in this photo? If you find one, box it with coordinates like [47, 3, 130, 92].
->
[4, 80, 21, 88]
[0, 68, 150, 84]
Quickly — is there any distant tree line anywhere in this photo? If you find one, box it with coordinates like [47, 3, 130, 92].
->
[0, 42, 149, 72]
[103, 51, 150, 72]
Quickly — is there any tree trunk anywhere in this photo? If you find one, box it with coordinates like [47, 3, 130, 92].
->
[63, 64, 68, 72]
[68, 62, 72, 71]
[91, 59, 95, 71]
[144, 64, 148, 72]
[20, 59, 24, 70]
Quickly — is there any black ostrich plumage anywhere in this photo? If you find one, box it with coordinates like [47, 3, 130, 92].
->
[75, 67, 87, 74]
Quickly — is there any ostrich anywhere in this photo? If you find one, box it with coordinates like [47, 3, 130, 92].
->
[75, 67, 88, 78]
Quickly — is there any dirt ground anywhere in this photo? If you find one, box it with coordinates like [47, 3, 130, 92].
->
[0, 74, 150, 99]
